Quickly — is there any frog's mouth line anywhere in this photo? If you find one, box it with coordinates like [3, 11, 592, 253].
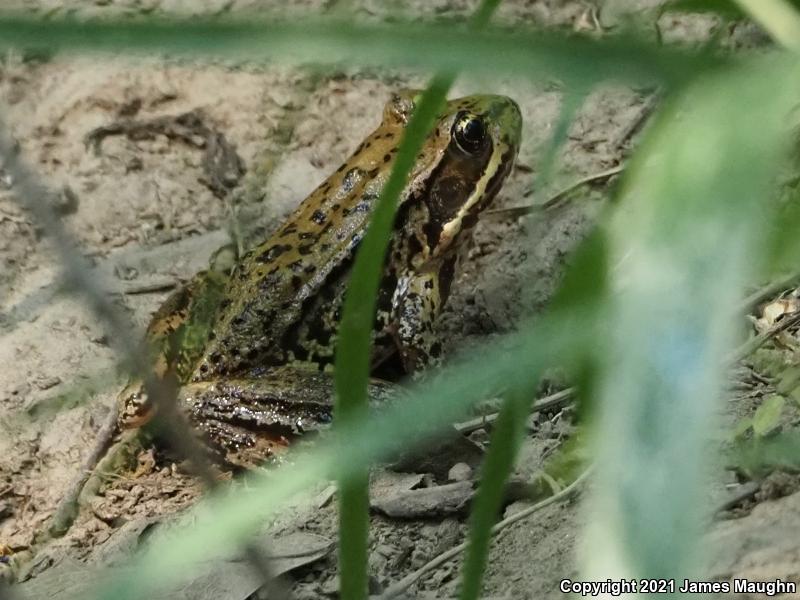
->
[437, 143, 516, 251]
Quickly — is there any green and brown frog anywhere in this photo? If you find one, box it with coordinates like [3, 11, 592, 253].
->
[118, 90, 522, 468]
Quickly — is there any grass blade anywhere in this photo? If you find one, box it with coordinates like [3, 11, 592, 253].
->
[583, 54, 800, 584]
[732, 0, 800, 50]
[458, 228, 609, 599]
[0, 15, 718, 86]
[334, 2, 502, 595]
[458, 388, 533, 600]
[334, 75, 454, 600]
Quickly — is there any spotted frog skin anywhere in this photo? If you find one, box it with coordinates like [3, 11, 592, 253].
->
[119, 90, 522, 468]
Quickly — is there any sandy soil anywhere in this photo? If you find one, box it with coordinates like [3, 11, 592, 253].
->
[1, 1, 799, 599]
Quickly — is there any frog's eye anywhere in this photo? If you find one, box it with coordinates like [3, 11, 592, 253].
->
[453, 112, 487, 154]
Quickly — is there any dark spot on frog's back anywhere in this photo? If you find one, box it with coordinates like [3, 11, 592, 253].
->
[257, 244, 292, 263]
[258, 268, 282, 292]
[311, 209, 326, 225]
[341, 167, 364, 194]
[347, 233, 362, 251]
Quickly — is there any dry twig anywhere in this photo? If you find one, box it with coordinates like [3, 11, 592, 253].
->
[738, 270, 800, 314]
[378, 467, 593, 599]
[455, 387, 575, 435]
[486, 165, 624, 219]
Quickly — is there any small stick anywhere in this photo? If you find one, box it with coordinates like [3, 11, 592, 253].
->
[714, 481, 761, 515]
[486, 165, 624, 220]
[44, 404, 120, 539]
[454, 387, 575, 435]
[453, 307, 795, 439]
[727, 311, 800, 364]
[378, 467, 593, 599]
[737, 270, 800, 314]
[612, 90, 661, 153]
[113, 279, 179, 296]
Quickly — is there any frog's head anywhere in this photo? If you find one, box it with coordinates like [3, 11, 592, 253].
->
[385, 90, 522, 261]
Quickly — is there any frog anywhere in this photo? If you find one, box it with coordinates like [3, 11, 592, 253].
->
[118, 90, 522, 469]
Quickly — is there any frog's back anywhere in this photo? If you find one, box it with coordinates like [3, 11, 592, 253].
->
[192, 98, 413, 379]
[192, 90, 523, 381]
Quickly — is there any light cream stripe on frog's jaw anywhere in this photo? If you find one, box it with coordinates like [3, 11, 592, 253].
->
[437, 142, 505, 252]
[431, 95, 521, 258]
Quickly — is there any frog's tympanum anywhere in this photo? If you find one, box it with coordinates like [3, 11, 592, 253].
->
[118, 90, 522, 468]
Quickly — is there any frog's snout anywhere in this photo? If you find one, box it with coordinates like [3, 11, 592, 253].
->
[492, 96, 523, 150]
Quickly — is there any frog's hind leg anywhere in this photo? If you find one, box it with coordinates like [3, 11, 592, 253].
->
[117, 269, 229, 429]
[181, 366, 395, 470]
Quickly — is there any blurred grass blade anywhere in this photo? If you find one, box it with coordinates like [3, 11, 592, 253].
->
[335, 1, 502, 594]
[0, 15, 719, 86]
[732, 0, 800, 50]
[458, 387, 534, 600]
[583, 55, 800, 584]
[458, 83, 601, 600]
[334, 76, 454, 600]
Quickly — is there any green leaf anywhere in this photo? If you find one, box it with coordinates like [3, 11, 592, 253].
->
[775, 365, 800, 395]
[728, 429, 800, 475]
[728, 416, 754, 442]
[749, 347, 790, 379]
[459, 387, 536, 600]
[752, 394, 786, 437]
[764, 184, 800, 275]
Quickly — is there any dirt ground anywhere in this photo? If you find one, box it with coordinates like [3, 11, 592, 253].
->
[1, 1, 799, 599]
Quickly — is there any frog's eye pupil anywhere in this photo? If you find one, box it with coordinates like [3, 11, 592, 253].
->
[453, 112, 486, 154]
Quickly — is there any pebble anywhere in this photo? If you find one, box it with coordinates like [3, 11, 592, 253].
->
[447, 462, 472, 482]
